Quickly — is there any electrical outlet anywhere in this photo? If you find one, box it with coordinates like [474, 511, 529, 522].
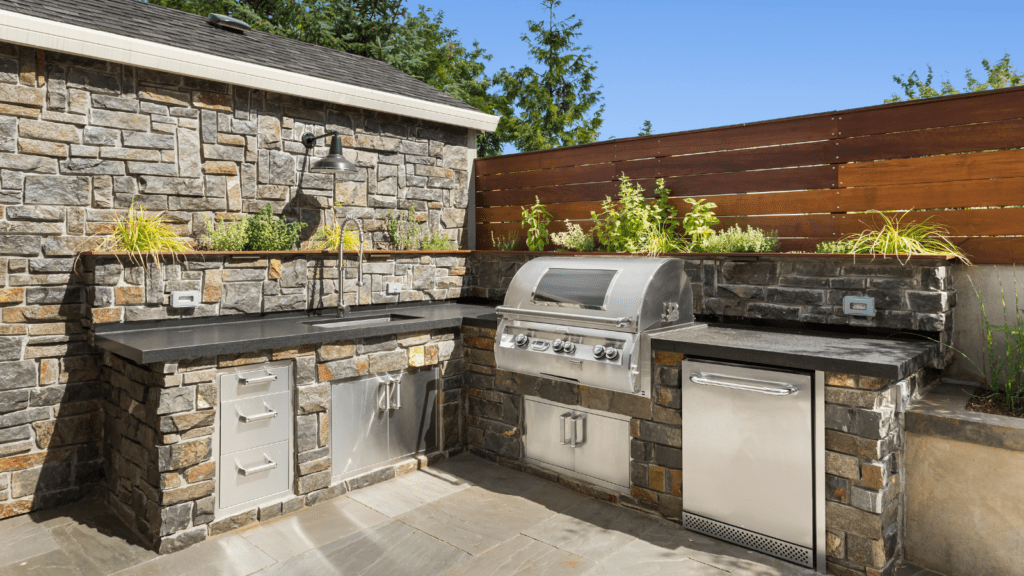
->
[386, 282, 403, 295]
[843, 295, 875, 317]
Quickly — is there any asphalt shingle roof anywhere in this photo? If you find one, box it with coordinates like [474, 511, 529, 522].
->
[1, 0, 482, 114]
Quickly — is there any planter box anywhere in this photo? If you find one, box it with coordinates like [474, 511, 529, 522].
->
[905, 384, 1024, 576]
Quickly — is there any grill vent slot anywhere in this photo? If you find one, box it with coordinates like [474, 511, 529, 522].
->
[684, 513, 813, 568]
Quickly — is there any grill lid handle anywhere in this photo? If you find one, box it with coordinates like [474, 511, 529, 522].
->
[495, 306, 633, 328]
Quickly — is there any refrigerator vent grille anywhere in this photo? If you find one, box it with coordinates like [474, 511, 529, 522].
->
[684, 512, 813, 568]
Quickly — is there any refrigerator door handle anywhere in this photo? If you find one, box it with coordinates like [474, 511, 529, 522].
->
[377, 382, 389, 411]
[559, 412, 572, 445]
[388, 377, 401, 410]
[690, 373, 799, 396]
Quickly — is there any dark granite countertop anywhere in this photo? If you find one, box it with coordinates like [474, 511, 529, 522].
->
[651, 323, 939, 380]
[95, 303, 499, 363]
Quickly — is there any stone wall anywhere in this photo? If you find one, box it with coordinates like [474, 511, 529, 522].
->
[461, 323, 936, 576]
[0, 37, 474, 516]
[470, 253, 955, 349]
[99, 327, 462, 552]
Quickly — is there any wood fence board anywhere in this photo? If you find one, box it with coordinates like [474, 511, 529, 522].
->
[474, 116, 837, 176]
[839, 88, 1024, 138]
[838, 149, 1024, 188]
[477, 166, 837, 208]
[956, 237, 1024, 265]
[837, 118, 1024, 164]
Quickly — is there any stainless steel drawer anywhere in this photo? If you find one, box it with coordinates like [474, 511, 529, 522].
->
[221, 391, 291, 455]
[219, 441, 289, 509]
[220, 365, 290, 402]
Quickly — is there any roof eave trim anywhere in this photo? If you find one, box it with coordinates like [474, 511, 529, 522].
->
[0, 10, 500, 132]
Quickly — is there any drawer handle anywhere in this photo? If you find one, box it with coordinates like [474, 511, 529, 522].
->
[690, 373, 799, 396]
[238, 454, 277, 476]
[238, 402, 278, 423]
[239, 370, 277, 385]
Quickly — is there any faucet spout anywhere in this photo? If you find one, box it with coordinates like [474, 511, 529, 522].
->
[338, 217, 364, 318]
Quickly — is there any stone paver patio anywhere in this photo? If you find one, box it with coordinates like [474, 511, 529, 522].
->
[0, 454, 937, 576]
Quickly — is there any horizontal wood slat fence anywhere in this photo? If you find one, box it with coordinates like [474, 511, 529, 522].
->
[474, 87, 1024, 264]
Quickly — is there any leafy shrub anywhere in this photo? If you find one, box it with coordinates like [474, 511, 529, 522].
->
[813, 211, 968, 263]
[201, 214, 247, 251]
[681, 198, 719, 244]
[490, 230, 520, 251]
[306, 223, 361, 251]
[551, 220, 594, 252]
[815, 239, 855, 254]
[694, 225, 779, 253]
[521, 196, 553, 251]
[245, 205, 306, 251]
[97, 203, 192, 264]
[591, 176, 680, 253]
[420, 230, 457, 250]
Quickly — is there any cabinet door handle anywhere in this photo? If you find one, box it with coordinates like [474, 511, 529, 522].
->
[238, 402, 277, 423]
[377, 382, 389, 411]
[690, 373, 799, 396]
[238, 454, 276, 476]
[559, 412, 572, 445]
[389, 378, 401, 410]
[239, 370, 277, 385]
[569, 414, 585, 446]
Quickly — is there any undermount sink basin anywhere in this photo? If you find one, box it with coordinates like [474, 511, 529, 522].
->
[303, 314, 421, 329]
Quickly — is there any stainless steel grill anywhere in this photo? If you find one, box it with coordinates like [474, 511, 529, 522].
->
[494, 257, 693, 396]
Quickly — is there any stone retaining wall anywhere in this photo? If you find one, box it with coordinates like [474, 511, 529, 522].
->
[98, 327, 462, 552]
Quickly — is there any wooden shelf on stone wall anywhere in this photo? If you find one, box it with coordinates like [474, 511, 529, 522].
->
[472, 250, 955, 260]
[78, 250, 474, 257]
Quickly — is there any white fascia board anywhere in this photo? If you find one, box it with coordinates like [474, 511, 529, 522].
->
[0, 10, 500, 132]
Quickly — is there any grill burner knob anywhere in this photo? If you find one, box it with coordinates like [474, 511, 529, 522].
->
[515, 334, 528, 347]
[593, 345, 605, 359]
[563, 342, 576, 354]
[605, 348, 619, 361]
[552, 339, 564, 352]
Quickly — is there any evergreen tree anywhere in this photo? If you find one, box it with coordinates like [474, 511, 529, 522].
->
[488, 0, 603, 155]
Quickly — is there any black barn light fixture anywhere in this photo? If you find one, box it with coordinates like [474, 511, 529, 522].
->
[301, 132, 357, 173]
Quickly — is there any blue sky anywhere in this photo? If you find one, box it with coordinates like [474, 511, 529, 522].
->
[431, 0, 1024, 141]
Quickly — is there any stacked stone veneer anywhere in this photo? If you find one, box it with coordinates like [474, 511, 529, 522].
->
[470, 253, 955, 352]
[0, 35, 474, 516]
[462, 324, 935, 576]
[100, 327, 462, 552]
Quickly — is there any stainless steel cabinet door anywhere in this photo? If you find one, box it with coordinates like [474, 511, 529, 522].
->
[388, 369, 438, 460]
[523, 397, 574, 473]
[332, 376, 390, 477]
[572, 409, 630, 488]
[682, 360, 813, 548]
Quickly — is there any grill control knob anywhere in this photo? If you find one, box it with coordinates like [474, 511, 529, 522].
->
[515, 334, 528, 347]
[563, 342, 576, 354]
[605, 348, 619, 361]
[593, 345, 605, 359]
[552, 339, 564, 352]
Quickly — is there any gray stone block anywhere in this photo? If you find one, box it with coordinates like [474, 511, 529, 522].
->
[159, 501, 193, 536]
[158, 526, 207, 554]
[24, 175, 90, 205]
[123, 131, 176, 150]
[0, 362, 34, 389]
[83, 126, 120, 146]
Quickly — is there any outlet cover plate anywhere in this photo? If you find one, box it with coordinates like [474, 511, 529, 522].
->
[170, 290, 201, 308]
[843, 295, 876, 317]
[386, 282, 403, 295]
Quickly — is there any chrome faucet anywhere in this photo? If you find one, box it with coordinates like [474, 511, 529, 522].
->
[338, 217, 364, 317]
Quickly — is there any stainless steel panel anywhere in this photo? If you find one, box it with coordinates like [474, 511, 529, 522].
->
[219, 441, 289, 509]
[388, 368, 439, 460]
[221, 391, 291, 455]
[572, 408, 630, 489]
[220, 365, 290, 402]
[682, 359, 814, 549]
[523, 397, 574, 473]
[332, 375, 390, 477]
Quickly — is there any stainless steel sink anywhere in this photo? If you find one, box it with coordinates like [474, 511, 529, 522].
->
[303, 314, 421, 329]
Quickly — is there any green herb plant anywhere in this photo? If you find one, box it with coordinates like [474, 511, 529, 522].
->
[490, 230, 520, 251]
[550, 220, 594, 252]
[420, 230, 457, 250]
[306, 223, 361, 251]
[245, 205, 306, 251]
[971, 271, 1024, 413]
[681, 198, 719, 246]
[96, 203, 192, 265]
[202, 214, 247, 251]
[385, 207, 422, 250]
[694, 225, 780, 253]
[521, 196, 553, 251]
[814, 211, 968, 264]
[591, 176, 682, 254]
